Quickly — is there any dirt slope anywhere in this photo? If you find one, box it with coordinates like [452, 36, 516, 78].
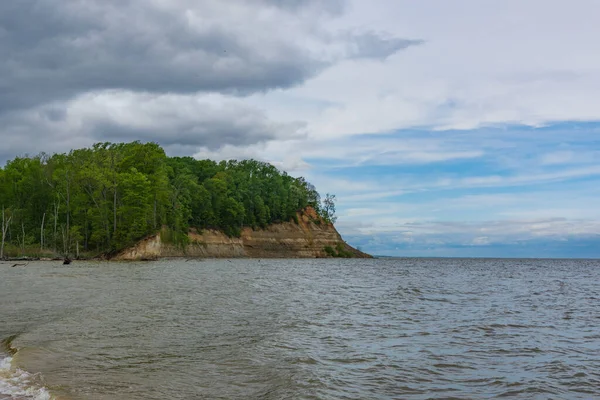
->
[113, 208, 370, 260]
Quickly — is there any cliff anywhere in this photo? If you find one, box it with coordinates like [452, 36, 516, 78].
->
[113, 208, 371, 260]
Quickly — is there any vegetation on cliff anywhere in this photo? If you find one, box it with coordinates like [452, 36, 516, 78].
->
[0, 142, 337, 258]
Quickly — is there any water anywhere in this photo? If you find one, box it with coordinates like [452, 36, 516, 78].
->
[1, 258, 599, 399]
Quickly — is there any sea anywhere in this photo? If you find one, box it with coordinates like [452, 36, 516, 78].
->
[1, 258, 599, 399]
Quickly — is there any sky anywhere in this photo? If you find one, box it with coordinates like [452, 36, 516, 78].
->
[1, 0, 600, 258]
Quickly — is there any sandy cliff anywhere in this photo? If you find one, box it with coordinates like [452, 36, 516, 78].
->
[113, 208, 370, 260]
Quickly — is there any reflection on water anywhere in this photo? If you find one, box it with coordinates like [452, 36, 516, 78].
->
[1, 258, 599, 399]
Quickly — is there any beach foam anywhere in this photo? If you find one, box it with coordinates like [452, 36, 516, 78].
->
[0, 356, 51, 400]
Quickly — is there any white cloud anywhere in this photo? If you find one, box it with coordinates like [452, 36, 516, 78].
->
[472, 236, 491, 246]
[251, 0, 600, 138]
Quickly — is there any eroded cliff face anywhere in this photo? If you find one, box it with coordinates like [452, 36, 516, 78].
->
[113, 208, 370, 260]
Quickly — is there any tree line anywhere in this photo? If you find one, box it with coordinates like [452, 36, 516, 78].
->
[0, 142, 336, 258]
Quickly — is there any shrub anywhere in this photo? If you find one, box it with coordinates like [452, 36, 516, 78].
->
[324, 245, 336, 257]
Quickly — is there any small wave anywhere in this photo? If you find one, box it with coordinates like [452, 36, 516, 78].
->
[433, 363, 477, 370]
[1, 346, 53, 400]
[0, 335, 18, 356]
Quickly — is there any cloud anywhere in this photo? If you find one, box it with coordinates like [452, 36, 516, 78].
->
[0, 91, 306, 162]
[0, 0, 424, 166]
[455, 166, 600, 189]
[258, 0, 600, 139]
[262, 0, 346, 14]
[346, 32, 424, 60]
[74, 91, 306, 149]
[186, 133, 486, 173]
[338, 217, 600, 257]
[471, 236, 490, 246]
[0, 0, 420, 114]
[539, 151, 577, 166]
[329, 173, 600, 256]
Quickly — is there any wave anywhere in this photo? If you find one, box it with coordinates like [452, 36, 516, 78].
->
[0, 335, 53, 400]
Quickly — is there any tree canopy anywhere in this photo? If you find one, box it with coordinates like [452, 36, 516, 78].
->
[0, 142, 334, 258]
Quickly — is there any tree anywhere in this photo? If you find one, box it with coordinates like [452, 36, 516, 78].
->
[0, 141, 335, 255]
[1, 206, 13, 259]
[322, 193, 337, 223]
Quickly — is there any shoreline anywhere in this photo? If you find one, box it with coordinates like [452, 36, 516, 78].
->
[0, 336, 52, 400]
[1, 255, 362, 264]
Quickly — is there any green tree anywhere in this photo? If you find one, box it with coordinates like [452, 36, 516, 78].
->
[0, 141, 336, 255]
[322, 194, 337, 223]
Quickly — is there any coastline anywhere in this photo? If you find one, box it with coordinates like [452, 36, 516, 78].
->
[0, 336, 52, 400]
[112, 209, 371, 261]
[1, 210, 370, 263]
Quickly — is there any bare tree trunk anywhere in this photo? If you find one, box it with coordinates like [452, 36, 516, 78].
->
[1, 207, 4, 259]
[84, 213, 88, 251]
[1, 206, 13, 259]
[100, 187, 110, 247]
[40, 212, 46, 251]
[153, 195, 157, 230]
[21, 221, 25, 255]
[65, 170, 71, 256]
[110, 151, 118, 237]
[61, 225, 67, 256]
[113, 179, 117, 235]
[53, 201, 59, 254]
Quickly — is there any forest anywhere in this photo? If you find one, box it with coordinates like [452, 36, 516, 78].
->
[0, 142, 336, 258]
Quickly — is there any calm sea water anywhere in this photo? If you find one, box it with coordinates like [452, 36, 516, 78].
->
[1, 258, 599, 399]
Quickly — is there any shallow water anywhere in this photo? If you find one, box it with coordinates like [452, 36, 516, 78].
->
[1, 258, 599, 399]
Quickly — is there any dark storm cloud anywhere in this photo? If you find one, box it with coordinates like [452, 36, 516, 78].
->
[0, 0, 420, 112]
[85, 94, 306, 150]
[261, 0, 346, 14]
[0, 0, 318, 112]
[0, 93, 305, 165]
[0, 0, 422, 161]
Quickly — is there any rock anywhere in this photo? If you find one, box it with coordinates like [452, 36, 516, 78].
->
[112, 208, 371, 261]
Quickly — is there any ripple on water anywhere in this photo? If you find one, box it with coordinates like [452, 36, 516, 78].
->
[1, 258, 600, 399]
